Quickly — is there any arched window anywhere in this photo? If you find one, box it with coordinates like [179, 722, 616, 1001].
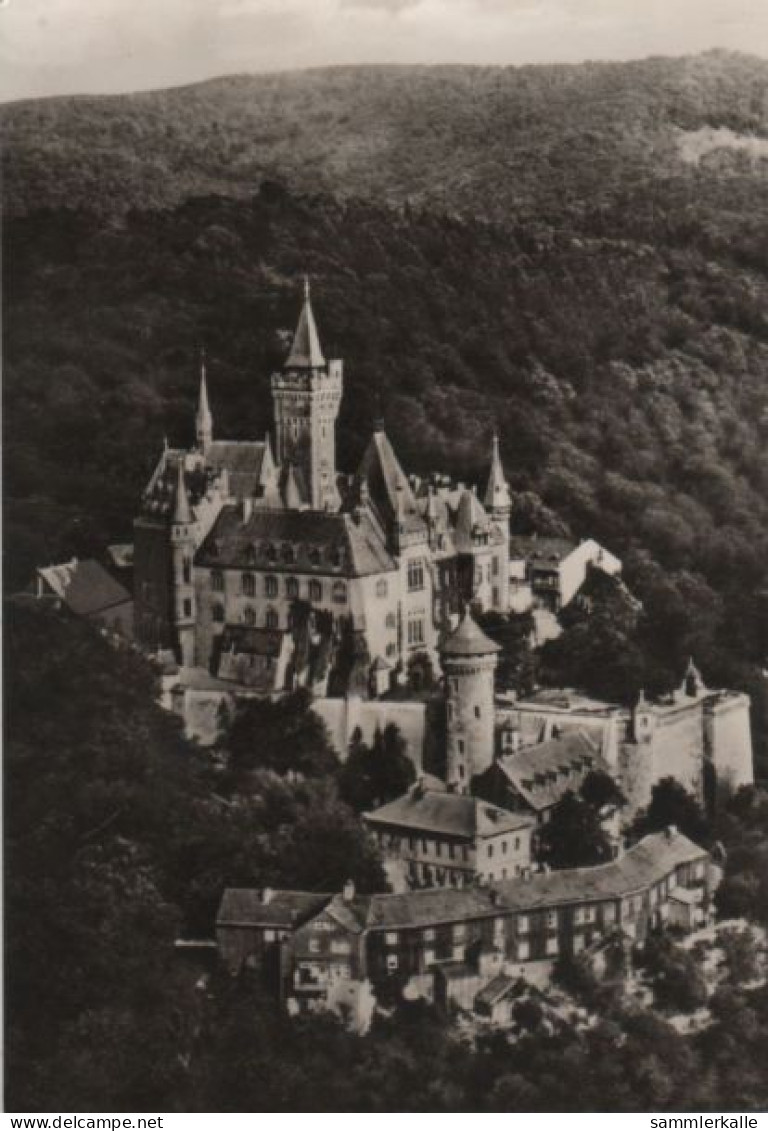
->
[242, 572, 255, 597]
[211, 570, 224, 592]
[285, 577, 299, 599]
[243, 606, 256, 626]
[309, 579, 322, 602]
[332, 581, 347, 604]
[265, 608, 278, 630]
[265, 575, 278, 598]
[212, 603, 225, 623]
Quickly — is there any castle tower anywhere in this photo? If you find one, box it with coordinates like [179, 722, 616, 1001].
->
[483, 431, 511, 528]
[170, 458, 197, 667]
[441, 609, 500, 792]
[271, 278, 342, 511]
[196, 350, 213, 455]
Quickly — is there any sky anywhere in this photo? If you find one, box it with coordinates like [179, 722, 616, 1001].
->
[1, 0, 767, 103]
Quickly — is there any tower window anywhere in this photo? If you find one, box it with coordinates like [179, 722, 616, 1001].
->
[242, 572, 255, 597]
[265, 576, 278, 598]
[407, 559, 425, 591]
[474, 706, 481, 719]
[183, 599, 192, 617]
[212, 603, 224, 623]
[183, 557, 192, 584]
[211, 570, 224, 592]
[458, 740, 465, 755]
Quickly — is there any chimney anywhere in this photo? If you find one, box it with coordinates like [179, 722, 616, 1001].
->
[342, 879, 355, 903]
[262, 887, 275, 905]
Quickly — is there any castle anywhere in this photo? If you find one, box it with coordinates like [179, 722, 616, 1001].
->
[134, 280, 753, 849]
[133, 279, 614, 698]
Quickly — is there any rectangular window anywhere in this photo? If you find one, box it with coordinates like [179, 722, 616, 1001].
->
[487, 844, 494, 858]
[517, 940, 530, 961]
[264, 929, 276, 943]
[518, 915, 529, 934]
[331, 940, 351, 955]
[407, 617, 425, 646]
[385, 932, 398, 946]
[546, 937, 559, 956]
[424, 928, 435, 943]
[183, 599, 192, 617]
[546, 911, 558, 929]
[452, 946, 463, 961]
[308, 938, 320, 954]
[603, 904, 616, 923]
[573, 934, 585, 954]
[453, 924, 466, 942]
[386, 955, 399, 972]
[423, 949, 435, 967]
[407, 560, 425, 592]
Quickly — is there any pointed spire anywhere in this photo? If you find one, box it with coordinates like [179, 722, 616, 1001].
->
[173, 458, 192, 525]
[196, 348, 213, 452]
[484, 429, 512, 518]
[285, 276, 326, 369]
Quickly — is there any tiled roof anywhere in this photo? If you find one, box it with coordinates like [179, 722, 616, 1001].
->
[441, 609, 501, 657]
[356, 429, 425, 535]
[217, 889, 330, 928]
[475, 973, 519, 1007]
[494, 830, 706, 911]
[196, 505, 397, 577]
[453, 489, 503, 552]
[364, 787, 533, 840]
[508, 536, 577, 564]
[37, 559, 131, 617]
[215, 830, 707, 935]
[219, 625, 284, 657]
[206, 441, 269, 499]
[492, 731, 606, 811]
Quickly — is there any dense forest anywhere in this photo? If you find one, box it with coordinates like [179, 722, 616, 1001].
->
[6, 600, 768, 1111]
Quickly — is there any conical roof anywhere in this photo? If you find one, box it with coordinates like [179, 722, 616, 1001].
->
[484, 432, 511, 513]
[453, 488, 490, 551]
[285, 277, 326, 369]
[441, 608, 501, 657]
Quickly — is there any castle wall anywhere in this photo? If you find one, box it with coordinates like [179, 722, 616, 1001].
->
[648, 702, 706, 802]
[705, 693, 754, 795]
[311, 696, 426, 768]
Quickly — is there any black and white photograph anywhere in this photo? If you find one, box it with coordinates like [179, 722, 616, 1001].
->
[3, 0, 768, 1115]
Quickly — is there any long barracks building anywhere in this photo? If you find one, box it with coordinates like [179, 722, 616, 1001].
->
[216, 827, 720, 1031]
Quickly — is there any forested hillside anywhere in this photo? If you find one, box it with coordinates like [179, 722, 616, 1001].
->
[4, 53, 768, 762]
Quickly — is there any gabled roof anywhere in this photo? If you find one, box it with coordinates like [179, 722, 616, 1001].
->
[217, 889, 330, 929]
[364, 786, 533, 840]
[356, 428, 424, 534]
[490, 730, 607, 811]
[196, 505, 397, 577]
[37, 558, 131, 617]
[441, 609, 501, 657]
[206, 440, 271, 500]
[285, 278, 326, 369]
[493, 829, 707, 910]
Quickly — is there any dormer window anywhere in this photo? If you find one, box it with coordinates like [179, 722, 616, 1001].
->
[264, 542, 276, 563]
[309, 548, 321, 567]
[282, 543, 295, 564]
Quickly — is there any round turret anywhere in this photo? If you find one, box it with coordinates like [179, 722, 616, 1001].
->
[441, 609, 500, 791]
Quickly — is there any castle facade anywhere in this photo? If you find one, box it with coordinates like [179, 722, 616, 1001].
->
[134, 281, 522, 696]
